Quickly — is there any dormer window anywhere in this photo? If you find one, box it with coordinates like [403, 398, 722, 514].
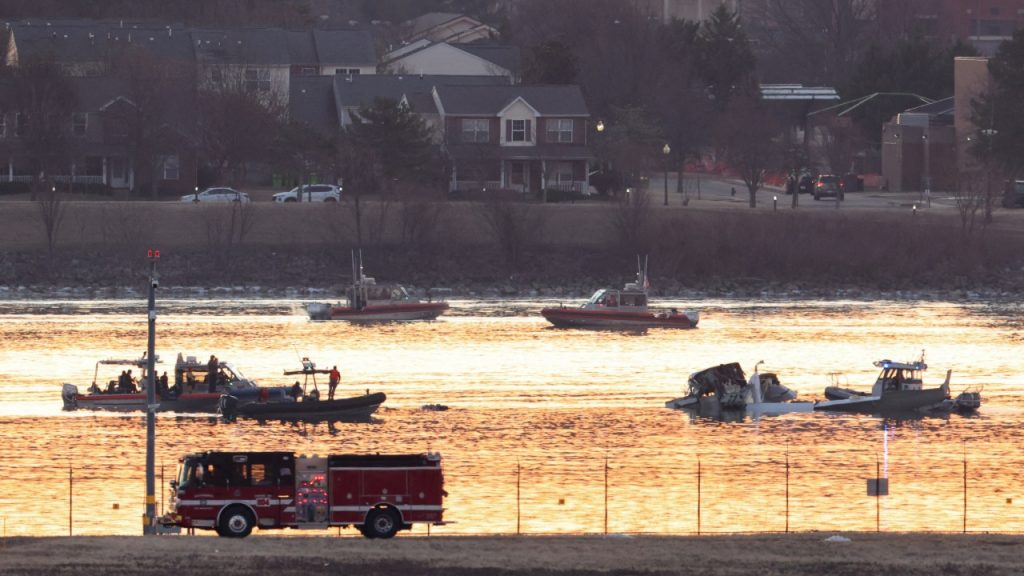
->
[506, 119, 531, 142]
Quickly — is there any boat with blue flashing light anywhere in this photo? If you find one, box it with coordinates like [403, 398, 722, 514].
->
[814, 353, 955, 414]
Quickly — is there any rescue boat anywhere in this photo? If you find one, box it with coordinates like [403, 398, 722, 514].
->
[218, 358, 386, 422]
[307, 250, 449, 322]
[61, 354, 292, 413]
[540, 258, 699, 329]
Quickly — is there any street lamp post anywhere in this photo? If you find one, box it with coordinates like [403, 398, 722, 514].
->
[143, 249, 160, 535]
[921, 130, 930, 207]
[662, 143, 671, 206]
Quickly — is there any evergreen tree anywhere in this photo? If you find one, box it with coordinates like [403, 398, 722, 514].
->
[696, 5, 756, 107]
[348, 97, 437, 184]
[972, 30, 1024, 181]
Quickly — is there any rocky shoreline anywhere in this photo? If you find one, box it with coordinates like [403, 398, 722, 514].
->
[1, 246, 1022, 303]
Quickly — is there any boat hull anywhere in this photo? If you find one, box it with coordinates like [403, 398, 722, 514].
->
[308, 303, 448, 322]
[815, 386, 949, 414]
[541, 308, 698, 329]
[221, 392, 386, 422]
[67, 392, 222, 413]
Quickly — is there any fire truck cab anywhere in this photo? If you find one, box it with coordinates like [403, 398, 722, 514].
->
[165, 451, 445, 538]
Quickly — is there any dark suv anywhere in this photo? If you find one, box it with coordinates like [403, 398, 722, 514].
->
[813, 174, 843, 201]
[1003, 180, 1024, 208]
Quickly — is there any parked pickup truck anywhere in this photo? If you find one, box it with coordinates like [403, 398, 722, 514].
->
[272, 184, 341, 203]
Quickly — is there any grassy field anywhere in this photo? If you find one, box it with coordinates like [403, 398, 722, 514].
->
[0, 534, 1020, 575]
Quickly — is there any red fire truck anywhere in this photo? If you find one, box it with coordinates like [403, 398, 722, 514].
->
[164, 451, 446, 538]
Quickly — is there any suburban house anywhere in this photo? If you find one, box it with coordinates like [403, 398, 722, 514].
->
[287, 29, 377, 77]
[433, 84, 593, 195]
[329, 73, 509, 130]
[383, 40, 519, 80]
[0, 76, 198, 195]
[402, 12, 498, 44]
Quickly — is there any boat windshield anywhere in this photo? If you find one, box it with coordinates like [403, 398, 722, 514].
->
[586, 289, 608, 305]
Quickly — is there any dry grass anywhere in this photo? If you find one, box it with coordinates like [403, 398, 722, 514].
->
[1, 199, 1023, 290]
[0, 534, 1021, 575]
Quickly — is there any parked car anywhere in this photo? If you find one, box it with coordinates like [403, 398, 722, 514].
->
[1003, 180, 1024, 208]
[795, 174, 815, 195]
[181, 187, 250, 203]
[272, 184, 341, 203]
[813, 174, 843, 201]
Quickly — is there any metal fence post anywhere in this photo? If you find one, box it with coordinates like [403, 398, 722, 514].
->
[696, 456, 702, 536]
[785, 451, 790, 534]
[876, 454, 881, 533]
[963, 442, 968, 534]
[68, 463, 73, 536]
[603, 456, 609, 536]
[516, 460, 521, 536]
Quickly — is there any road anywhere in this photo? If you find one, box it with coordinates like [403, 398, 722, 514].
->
[643, 173, 961, 213]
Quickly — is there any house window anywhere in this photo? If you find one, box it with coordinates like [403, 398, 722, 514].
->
[461, 119, 489, 143]
[546, 119, 573, 143]
[0, 114, 5, 138]
[301, 66, 317, 76]
[335, 68, 361, 75]
[161, 155, 180, 181]
[72, 113, 88, 137]
[506, 119, 531, 142]
[210, 68, 223, 83]
[555, 162, 574, 184]
[244, 68, 271, 92]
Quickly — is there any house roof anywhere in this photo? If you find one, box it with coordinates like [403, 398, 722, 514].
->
[286, 30, 318, 64]
[454, 43, 519, 74]
[904, 96, 954, 117]
[290, 76, 338, 134]
[192, 28, 290, 65]
[332, 73, 509, 111]
[434, 85, 589, 116]
[8, 22, 194, 65]
[405, 12, 497, 43]
[406, 13, 464, 38]
[312, 29, 376, 66]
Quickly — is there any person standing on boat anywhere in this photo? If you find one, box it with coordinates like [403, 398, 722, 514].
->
[206, 355, 218, 393]
[328, 365, 341, 401]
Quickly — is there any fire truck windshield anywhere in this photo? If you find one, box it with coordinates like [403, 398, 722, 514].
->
[178, 457, 203, 488]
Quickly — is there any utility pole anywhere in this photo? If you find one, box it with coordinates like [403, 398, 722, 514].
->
[144, 249, 160, 535]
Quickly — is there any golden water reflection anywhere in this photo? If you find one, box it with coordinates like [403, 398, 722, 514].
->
[0, 298, 1021, 536]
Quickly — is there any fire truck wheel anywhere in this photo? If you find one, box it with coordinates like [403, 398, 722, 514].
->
[364, 508, 400, 539]
[219, 506, 255, 538]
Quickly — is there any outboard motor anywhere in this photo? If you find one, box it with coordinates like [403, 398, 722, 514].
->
[61, 383, 79, 411]
[218, 394, 239, 422]
[307, 303, 331, 321]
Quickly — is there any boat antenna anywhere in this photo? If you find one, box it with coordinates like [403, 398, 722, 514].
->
[754, 360, 764, 374]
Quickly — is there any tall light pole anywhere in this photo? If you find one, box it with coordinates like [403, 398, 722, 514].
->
[662, 143, 671, 206]
[144, 249, 160, 535]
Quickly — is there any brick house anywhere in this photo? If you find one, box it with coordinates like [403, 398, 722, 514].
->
[433, 84, 593, 196]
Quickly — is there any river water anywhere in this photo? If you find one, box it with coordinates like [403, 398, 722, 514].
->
[0, 296, 1022, 536]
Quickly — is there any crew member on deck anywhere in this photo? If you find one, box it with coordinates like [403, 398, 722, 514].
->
[328, 365, 341, 401]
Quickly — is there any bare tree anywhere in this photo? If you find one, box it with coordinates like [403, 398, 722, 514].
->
[201, 202, 258, 266]
[477, 198, 546, 269]
[99, 202, 159, 257]
[36, 187, 67, 257]
[715, 94, 782, 208]
[608, 187, 652, 255]
[954, 168, 988, 237]
[8, 56, 76, 200]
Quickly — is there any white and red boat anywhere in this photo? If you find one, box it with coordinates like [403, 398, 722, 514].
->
[61, 354, 292, 413]
[307, 251, 449, 322]
[540, 259, 699, 329]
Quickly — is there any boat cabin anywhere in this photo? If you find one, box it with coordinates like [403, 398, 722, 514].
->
[584, 286, 648, 310]
[871, 360, 926, 395]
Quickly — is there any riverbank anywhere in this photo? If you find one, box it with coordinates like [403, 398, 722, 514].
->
[2, 199, 1023, 298]
[0, 534, 1020, 575]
